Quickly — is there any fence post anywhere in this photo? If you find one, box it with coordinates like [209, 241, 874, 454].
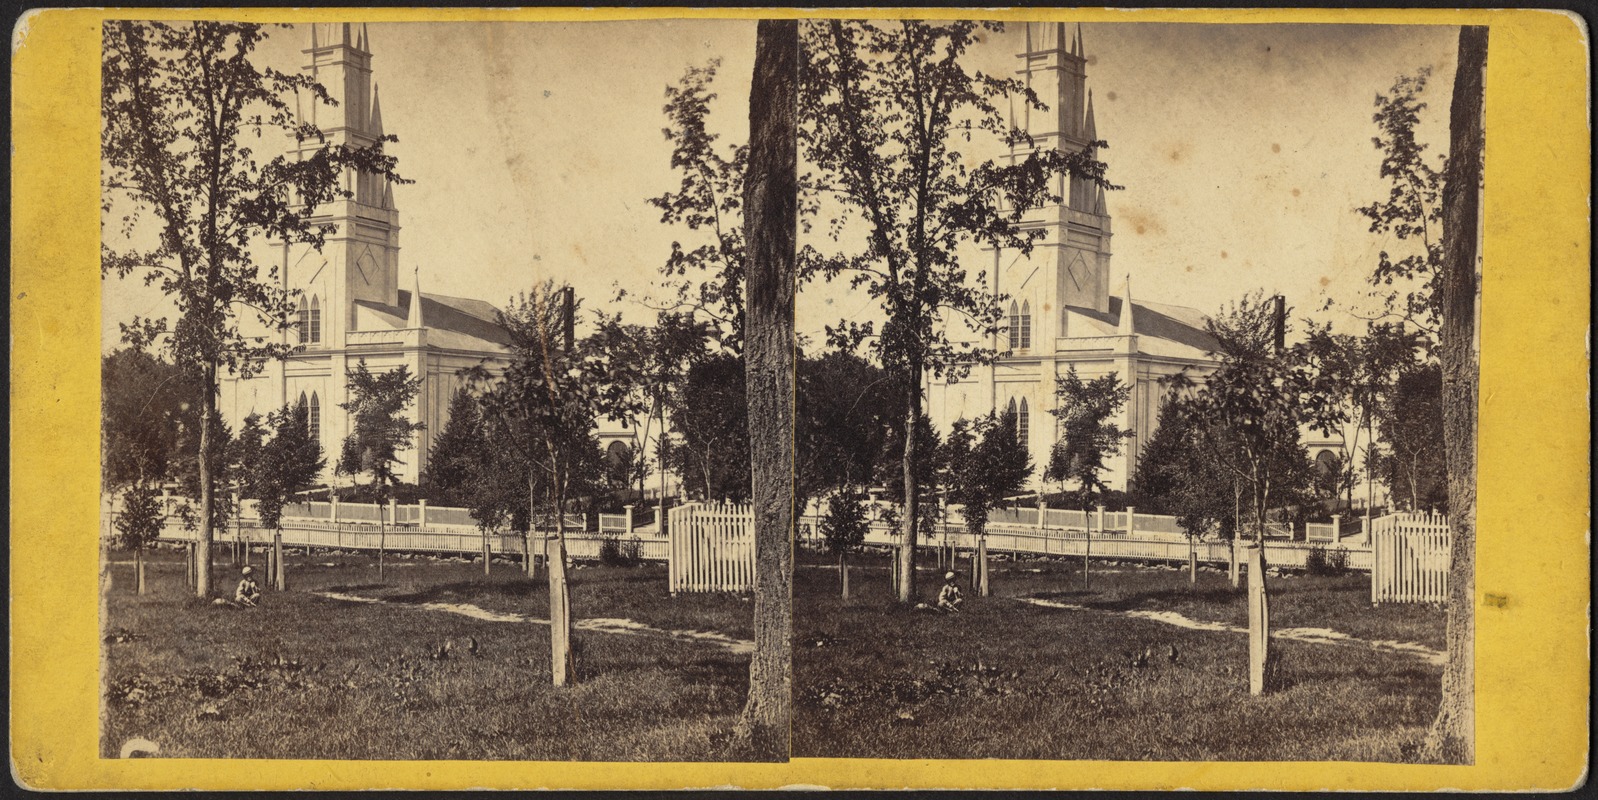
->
[1126, 506, 1136, 536]
[388, 499, 399, 528]
[418, 499, 428, 528]
[624, 504, 634, 532]
[331, 495, 340, 524]
[1096, 505, 1106, 535]
[1331, 514, 1342, 544]
[1036, 494, 1046, 531]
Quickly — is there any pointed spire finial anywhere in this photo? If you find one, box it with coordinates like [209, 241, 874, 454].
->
[370, 82, 384, 136]
[1118, 273, 1135, 336]
[1084, 89, 1097, 141]
[1076, 23, 1085, 58]
[408, 265, 424, 328]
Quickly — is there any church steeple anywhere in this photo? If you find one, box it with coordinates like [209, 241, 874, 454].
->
[286, 22, 403, 339]
[1011, 22, 1114, 316]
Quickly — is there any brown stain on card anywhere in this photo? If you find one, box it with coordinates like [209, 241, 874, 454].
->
[1121, 207, 1165, 237]
[1483, 593, 1509, 609]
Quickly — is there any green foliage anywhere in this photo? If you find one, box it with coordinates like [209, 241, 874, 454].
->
[585, 311, 715, 500]
[1306, 544, 1352, 577]
[1375, 363, 1448, 512]
[666, 353, 751, 502]
[1355, 69, 1446, 332]
[102, 21, 407, 561]
[336, 360, 425, 493]
[422, 388, 485, 508]
[465, 282, 608, 529]
[101, 347, 200, 491]
[602, 537, 644, 567]
[819, 486, 871, 556]
[1128, 389, 1230, 540]
[796, 349, 902, 513]
[647, 62, 750, 350]
[1182, 294, 1342, 540]
[873, 412, 943, 509]
[115, 482, 165, 551]
[173, 414, 236, 532]
[1046, 366, 1134, 502]
[1297, 320, 1429, 508]
[799, 20, 1118, 381]
[250, 404, 326, 531]
[944, 409, 1034, 538]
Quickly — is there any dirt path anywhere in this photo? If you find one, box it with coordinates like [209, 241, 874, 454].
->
[1015, 596, 1444, 665]
[312, 590, 753, 655]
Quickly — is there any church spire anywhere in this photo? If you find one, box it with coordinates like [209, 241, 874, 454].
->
[1084, 89, 1097, 141]
[369, 83, 384, 136]
[1118, 274, 1135, 336]
[408, 266, 424, 328]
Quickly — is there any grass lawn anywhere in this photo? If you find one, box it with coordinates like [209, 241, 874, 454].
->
[794, 549, 1447, 762]
[101, 546, 754, 761]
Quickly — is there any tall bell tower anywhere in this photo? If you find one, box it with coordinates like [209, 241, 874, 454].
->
[1009, 21, 1113, 322]
[284, 22, 401, 345]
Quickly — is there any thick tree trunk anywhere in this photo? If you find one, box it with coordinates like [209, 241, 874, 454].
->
[196, 362, 218, 598]
[732, 17, 797, 761]
[1423, 24, 1486, 766]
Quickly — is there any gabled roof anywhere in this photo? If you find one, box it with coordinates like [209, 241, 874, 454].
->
[1064, 296, 1220, 355]
[352, 291, 513, 350]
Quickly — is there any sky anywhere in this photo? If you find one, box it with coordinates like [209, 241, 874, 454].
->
[101, 19, 1459, 352]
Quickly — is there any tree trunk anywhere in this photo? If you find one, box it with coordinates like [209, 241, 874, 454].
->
[978, 536, 990, 597]
[731, 17, 797, 761]
[135, 546, 146, 595]
[1423, 24, 1486, 766]
[273, 531, 285, 591]
[897, 376, 922, 604]
[526, 473, 538, 577]
[1082, 505, 1092, 591]
[1247, 543, 1273, 695]
[196, 362, 218, 598]
[483, 529, 492, 576]
[377, 499, 387, 583]
[1188, 537, 1197, 586]
[839, 552, 848, 599]
[548, 504, 573, 687]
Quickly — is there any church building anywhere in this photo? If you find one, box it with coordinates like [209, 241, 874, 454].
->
[218, 24, 514, 485]
[925, 22, 1223, 492]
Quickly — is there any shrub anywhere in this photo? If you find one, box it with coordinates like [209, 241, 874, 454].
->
[598, 536, 642, 567]
[1305, 544, 1350, 576]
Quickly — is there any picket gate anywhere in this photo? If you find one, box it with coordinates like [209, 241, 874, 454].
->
[1370, 512, 1452, 604]
[667, 502, 755, 593]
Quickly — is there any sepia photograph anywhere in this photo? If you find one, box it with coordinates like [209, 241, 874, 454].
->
[786, 20, 1481, 763]
[75, 7, 1559, 781]
[99, 17, 795, 762]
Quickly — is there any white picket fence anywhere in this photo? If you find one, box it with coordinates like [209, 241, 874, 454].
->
[1370, 511, 1452, 604]
[667, 502, 756, 594]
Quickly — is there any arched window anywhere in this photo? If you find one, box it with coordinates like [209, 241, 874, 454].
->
[1018, 397, 1030, 444]
[1007, 301, 1021, 350]
[308, 296, 322, 345]
[296, 298, 310, 344]
[308, 392, 321, 441]
[1019, 301, 1032, 350]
